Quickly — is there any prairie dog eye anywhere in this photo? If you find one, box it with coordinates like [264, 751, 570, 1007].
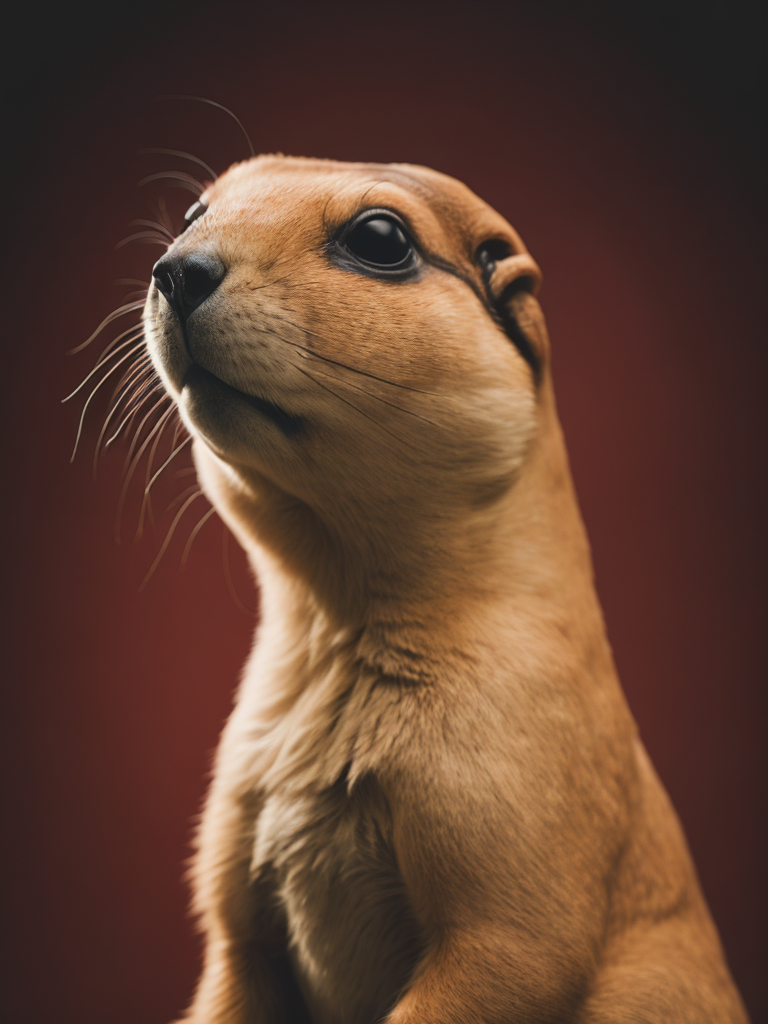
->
[182, 200, 208, 232]
[343, 213, 414, 269]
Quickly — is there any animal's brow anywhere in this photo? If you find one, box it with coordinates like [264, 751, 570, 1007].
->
[355, 180, 387, 207]
[321, 181, 388, 233]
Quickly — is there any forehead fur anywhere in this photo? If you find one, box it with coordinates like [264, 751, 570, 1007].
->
[204, 154, 529, 263]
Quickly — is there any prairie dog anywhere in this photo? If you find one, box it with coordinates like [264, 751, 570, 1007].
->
[142, 156, 748, 1023]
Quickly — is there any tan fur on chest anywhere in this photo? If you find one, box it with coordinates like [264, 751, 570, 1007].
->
[218, 608, 426, 1024]
[254, 777, 419, 1024]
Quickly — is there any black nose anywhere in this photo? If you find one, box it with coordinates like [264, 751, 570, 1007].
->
[152, 252, 226, 322]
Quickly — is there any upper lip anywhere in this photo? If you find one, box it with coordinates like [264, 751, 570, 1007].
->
[172, 304, 303, 436]
[180, 323, 248, 399]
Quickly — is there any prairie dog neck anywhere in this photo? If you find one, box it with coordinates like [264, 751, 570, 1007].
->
[195, 376, 607, 675]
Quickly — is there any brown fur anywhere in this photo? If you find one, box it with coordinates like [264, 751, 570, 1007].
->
[143, 156, 749, 1023]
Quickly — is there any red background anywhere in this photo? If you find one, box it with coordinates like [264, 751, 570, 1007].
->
[5, 2, 766, 1020]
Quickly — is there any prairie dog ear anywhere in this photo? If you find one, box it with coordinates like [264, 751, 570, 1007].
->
[476, 243, 549, 381]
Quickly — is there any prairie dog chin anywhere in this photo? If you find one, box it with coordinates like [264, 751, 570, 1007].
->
[142, 156, 748, 1024]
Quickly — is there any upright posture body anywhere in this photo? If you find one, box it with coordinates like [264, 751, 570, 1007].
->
[143, 157, 747, 1023]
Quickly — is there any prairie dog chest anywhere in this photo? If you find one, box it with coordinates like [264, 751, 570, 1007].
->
[253, 776, 421, 1024]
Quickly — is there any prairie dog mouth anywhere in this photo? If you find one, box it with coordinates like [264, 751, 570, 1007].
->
[182, 362, 303, 436]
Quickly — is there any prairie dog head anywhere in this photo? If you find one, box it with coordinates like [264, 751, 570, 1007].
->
[143, 156, 548, 561]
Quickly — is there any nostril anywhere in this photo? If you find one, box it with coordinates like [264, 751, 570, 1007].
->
[152, 257, 176, 301]
[152, 253, 226, 321]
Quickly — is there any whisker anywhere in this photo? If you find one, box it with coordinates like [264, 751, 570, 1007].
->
[155, 196, 174, 235]
[68, 341, 147, 462]
[63, 328, 145, 403]
[257, 310, 438, 395]
[136, 408, 182, 539]
[181, 505, 217, 570]
[115, 231, 169, 250]
[294, 366, 418, 454]
[144, 435, 192, 499]
[106, 355, 153, 420]
[106, 379, 163, 447]
[247, 274, 294, 292]
[116, 401, 174, 542]
[139, 147, 217, 181]
[139, 489, 204, 591]
[157, 95, 255, 159]
[167, 483, 203, 512]
[109, 349, 152, 393]
[138, 170, 203, 196]
[129, 218, 175, 239]
[121, 393, 170, 472]
[94, 358, 154, 475]
[171, 419, 186, 447]
[114, 278, 150, 289]
[95, 324, 147, 366]
[69, 300, 144, 355]
[115, 232, 167, 251]
[309, 366, 441, 427]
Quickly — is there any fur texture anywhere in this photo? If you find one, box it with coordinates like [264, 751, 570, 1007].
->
[143, 156, 748, 1023]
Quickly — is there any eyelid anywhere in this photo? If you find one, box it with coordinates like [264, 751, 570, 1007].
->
[338, 207, 416, 246]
